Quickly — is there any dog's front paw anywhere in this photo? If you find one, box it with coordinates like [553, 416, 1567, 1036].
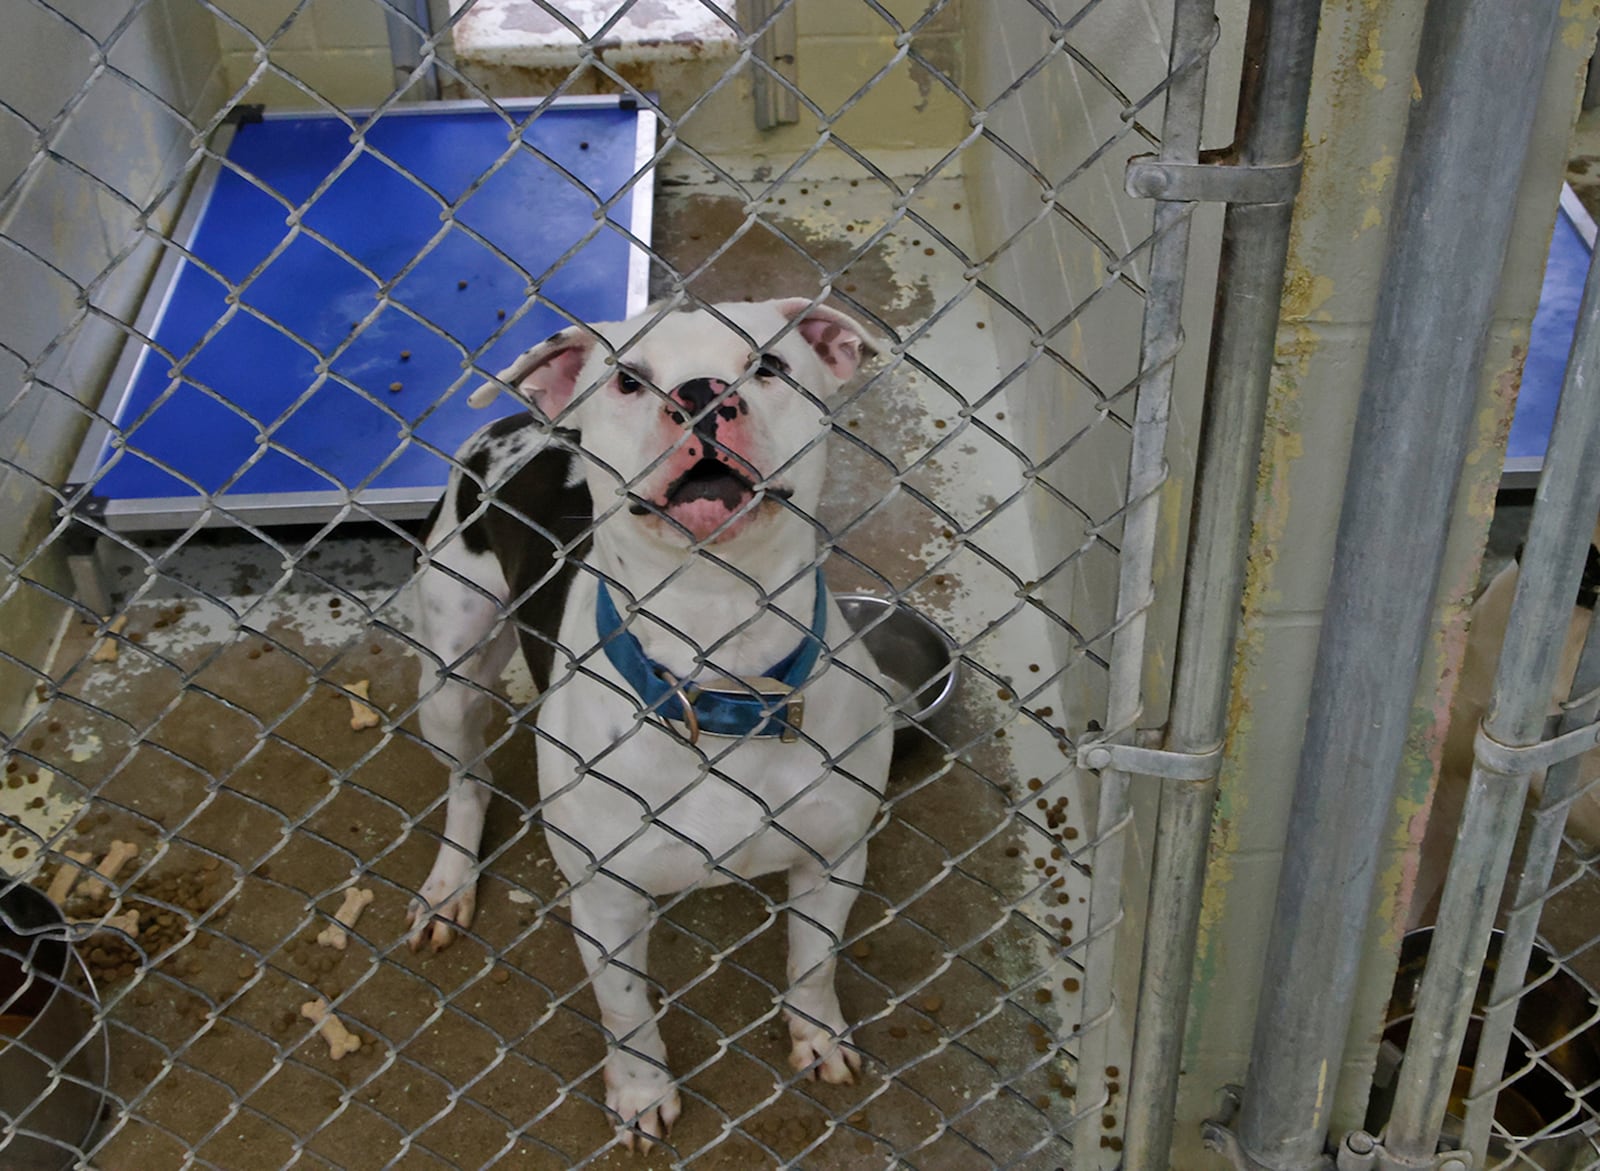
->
[605, 1066, 681, 1152]
[786, 1014, 861, 1085]
[407, 861, 477, 952]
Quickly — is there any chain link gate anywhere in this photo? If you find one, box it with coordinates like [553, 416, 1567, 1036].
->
[0, 0, 1218, 1166]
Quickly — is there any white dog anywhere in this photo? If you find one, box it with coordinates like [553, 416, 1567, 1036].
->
[408, 298, 895, 1146]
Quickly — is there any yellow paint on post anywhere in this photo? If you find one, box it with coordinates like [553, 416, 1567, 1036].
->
[1358, 27, 1386, 89]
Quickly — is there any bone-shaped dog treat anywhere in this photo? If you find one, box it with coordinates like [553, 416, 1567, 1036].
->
[91, 615, 129, 663]
[46, 850, 94, 905]
[81, 839, 138, 899]
[347, 680, 380, 731]
[316, 887, 374, 950]
[301, 998, 360, 1060]
[71, 908, 139, 938]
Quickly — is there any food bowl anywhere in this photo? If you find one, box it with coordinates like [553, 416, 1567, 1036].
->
[836, 594, 959, 728]
[1, 882, 109, 1169]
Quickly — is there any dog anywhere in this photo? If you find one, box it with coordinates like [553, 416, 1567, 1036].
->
[407, 298, 895, 1146]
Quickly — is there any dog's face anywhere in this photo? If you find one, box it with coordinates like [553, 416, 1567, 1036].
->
[470, 299, 880, 546]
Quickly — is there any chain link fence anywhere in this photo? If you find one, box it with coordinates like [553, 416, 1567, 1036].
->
[0, 0, 1209, 1166]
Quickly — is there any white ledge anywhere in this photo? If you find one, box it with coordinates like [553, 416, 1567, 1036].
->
[450, 0, 741, 68]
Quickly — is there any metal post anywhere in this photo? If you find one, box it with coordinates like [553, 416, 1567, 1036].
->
[1233, 1, 1563, 1168]
[1071, 0, 1216, 1160]
[1384, 248, 1600, 1164]
[1121, 0, 1322, 1164]
[382, 0, 439, 100]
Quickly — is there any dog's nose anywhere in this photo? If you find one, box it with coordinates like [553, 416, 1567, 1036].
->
[668, 378, 740, 436]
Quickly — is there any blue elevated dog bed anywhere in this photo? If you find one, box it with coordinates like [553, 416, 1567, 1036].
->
[68, 96, 653, 534]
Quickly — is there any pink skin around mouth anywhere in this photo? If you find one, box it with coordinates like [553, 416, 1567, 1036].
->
[640, 439, 768, 544]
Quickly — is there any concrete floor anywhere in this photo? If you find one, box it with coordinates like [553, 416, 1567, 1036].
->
[0, 153, 1102, 1169]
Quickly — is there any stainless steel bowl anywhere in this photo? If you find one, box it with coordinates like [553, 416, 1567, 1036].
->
[836, 594, 959, 727]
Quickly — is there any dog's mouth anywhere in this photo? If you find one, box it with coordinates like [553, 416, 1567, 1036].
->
[666, 457, 756, 511]
[628, 457, 791, 542]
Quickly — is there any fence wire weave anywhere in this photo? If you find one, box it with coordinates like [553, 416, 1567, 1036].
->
[0, 1, 1201, 1167]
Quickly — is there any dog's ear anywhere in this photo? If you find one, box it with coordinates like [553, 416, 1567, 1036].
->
[468, 327, 595, 417]
[772, 299, 889, 381]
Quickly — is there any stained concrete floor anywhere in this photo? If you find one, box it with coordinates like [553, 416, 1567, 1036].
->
[1, 153, 1101, 1169]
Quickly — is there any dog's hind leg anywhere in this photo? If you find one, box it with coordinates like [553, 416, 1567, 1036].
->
[784, 850, 866, 1084]
[408, 547, 517, 952]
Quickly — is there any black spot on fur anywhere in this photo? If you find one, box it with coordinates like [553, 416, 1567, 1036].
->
[455, 446, 494, 554]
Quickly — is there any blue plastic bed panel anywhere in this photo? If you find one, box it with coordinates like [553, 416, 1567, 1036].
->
[1506, 185, 1595, 489]
[69, 97, 655, 530]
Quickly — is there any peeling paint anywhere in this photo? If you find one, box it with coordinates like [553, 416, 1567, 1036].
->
[1357, 27, 1387, 90]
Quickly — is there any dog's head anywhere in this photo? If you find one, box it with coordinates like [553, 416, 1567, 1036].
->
[470, 298, 883, 547]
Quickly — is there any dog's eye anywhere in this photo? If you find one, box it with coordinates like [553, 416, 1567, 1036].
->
[616, 369, 643, 395]
[756, 353, 789, 379]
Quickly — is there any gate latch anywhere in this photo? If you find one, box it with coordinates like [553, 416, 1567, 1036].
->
[1126, 148, 1304, 205]
[1077, 737, 1222, 781]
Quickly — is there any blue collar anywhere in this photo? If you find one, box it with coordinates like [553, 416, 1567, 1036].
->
[595, 568, 828, 745]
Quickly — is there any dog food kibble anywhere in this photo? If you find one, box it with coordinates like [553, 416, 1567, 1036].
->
[492, 968, 510, 985]
[497, 309, 506, 319]
[889, 1024, 907, 1039]
[389, 381, 403, 393]
[851, 941, 871, 960]
[399, 350, 411, 361]
[457, 280, 468, 290]
[1035, 988, 1053, 1003]
[237, 963, 254, 981]
[10, 846, 26, 860]
[48, 721, 59, 732]
[921, 995, 942, 1014]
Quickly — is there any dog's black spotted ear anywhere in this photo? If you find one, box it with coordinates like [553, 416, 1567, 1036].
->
[771, 299, 890, 381]
[468, 327, 596, 418]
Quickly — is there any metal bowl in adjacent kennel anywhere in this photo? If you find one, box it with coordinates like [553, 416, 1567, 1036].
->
[1368, 927, 1600, 1169]
[835, 594, 959, 728]
[0, 884, 109, 1170]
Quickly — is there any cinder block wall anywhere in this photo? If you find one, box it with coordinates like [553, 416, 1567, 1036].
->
[0, 0, 226, 728]
[208, 0, 399, 107]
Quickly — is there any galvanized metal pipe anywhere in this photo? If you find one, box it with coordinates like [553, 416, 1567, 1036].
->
[1071, 0, 1216, 1159]
[1120, 0, 1322, 1165]
[1386, 247, 1600, 1162]
[1234, 1, 1563, 1167]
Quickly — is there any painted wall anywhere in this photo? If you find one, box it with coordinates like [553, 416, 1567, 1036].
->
[202, 0, 968, 157]
[0, 1, 225, 729]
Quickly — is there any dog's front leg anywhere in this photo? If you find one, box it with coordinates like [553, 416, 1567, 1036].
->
[784, 851, 866, 1084]
[569, 879, 681, 1149]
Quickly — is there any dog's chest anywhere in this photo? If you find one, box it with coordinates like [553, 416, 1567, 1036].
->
[535, 574, 891, 891]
